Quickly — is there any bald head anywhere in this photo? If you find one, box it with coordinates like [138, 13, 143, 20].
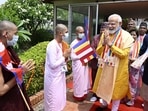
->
[75, 26, 84, 39]
[76, 26, 84, 33]
[0, 20, 17, 35]
[55, 24, 67, 35]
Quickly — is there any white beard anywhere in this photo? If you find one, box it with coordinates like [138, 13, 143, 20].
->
[109, 30, 116, 34]
[109, 27, 120, 34]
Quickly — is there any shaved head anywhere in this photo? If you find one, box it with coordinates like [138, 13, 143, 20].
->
[55, 24, 67, 35]
[0, 20, 17, 35]
[76, 26, 84, 33]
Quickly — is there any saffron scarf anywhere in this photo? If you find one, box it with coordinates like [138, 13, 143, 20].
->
[130, 39, 140, 60]
[101, 29, 122, 59]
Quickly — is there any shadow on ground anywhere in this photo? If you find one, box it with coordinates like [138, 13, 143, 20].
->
[63, 88, 94, 111]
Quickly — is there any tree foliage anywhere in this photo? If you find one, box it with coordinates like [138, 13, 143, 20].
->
[0, 0, 54, 34]
[0, 0, 54, 50]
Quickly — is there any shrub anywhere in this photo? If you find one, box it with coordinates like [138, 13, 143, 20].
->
[19, 41, 49, 96]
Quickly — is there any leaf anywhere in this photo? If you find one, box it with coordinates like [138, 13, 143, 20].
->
[18, 30, 32, 35]
[17, 20, 24, 28]
[18, 33, 31, 41]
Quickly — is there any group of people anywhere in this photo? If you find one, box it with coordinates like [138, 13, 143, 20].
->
[44, 13, 148, 111]
[89, 16, 148, 111]
[1, 14, 148, 111]
[44, 24, 91, 111]
[128, 20, 148, 111]
[126, 20, 147, 107]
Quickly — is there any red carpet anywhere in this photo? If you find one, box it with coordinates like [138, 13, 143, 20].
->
[89, 97, 143, 111]
[66, 79, 144, 111]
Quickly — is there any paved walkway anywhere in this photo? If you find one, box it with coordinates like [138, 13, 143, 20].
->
[33, 88, 94, 111]
[33, 100, 44, 111]
[33, 75, 144, 111]
[32, 74, 95, 111]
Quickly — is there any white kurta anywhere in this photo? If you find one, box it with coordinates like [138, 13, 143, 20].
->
[70, 39, 91, 97]
[44, 39, 66, 111]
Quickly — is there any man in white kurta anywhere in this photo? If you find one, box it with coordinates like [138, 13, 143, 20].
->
[70, 26, 91, 101]
[44, 24, 71, 111]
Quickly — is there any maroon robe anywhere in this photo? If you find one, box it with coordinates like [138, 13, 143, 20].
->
[0, 46, 34, 111]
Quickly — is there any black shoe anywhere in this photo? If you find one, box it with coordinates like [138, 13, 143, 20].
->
[95, 106, 107, 111]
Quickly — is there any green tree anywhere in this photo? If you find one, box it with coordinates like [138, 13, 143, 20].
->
[0, 0, 53, 34]
[0, 0, 54, 49]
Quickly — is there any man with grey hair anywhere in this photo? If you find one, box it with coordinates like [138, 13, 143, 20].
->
[44, 24, 71, 111]
[0, 20, 35, 111]
[92, 14, 134, 111]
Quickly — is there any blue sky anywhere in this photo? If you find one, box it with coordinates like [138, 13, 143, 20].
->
[0, 0, 7, 5]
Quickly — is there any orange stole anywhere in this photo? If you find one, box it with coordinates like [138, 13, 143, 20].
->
[101, 30, 122, 59]
[61, 41, 69, 52]
[131, 40, 140, 59]
[62, 41, 69, 61]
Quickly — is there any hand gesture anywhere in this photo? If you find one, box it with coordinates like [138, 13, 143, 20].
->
[63, 48, 71, 58]
[102, 29, 109, 45]
[20, 59, 35, 73]
[103, 29, 112, 47]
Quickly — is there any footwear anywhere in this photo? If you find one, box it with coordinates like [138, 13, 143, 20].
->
[90, 96, 97, 102]
[73, 95, 86, 102]
[126, 100, 134, 106]
[142, 103, 144, 107]
[95, 106, 107, 111]
[99, 98, 108, 106]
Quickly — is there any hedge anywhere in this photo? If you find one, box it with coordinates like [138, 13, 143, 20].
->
[19, 41, 49, 96]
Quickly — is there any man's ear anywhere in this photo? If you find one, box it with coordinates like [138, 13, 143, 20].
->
[119, 22, 122, 26]
[5, 32, 8, 36]
[2, 31, 7, 37]
[59, 31, 63, 36]
[59, 31, 62, 34]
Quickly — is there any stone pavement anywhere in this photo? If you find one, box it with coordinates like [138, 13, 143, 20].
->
[32, 75, 94, 111]
[33, 100, 44, 111]
[33, 88, 94, 111]
[32, 75, 144, 111]
[32, 76, 144, 111]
